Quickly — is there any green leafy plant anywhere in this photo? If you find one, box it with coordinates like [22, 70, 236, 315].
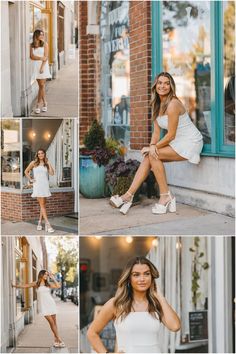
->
[189, 237, 210, 309]
[83, 120, 106, 150]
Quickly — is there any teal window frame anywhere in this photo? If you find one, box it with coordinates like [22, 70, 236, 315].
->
[152, 1, 235, 158]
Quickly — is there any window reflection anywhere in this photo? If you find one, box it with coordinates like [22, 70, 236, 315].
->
[1, 120, 21, 189]
[101, 1, 130, 147]
[223, 1, 235, 145]
[162, 1, 211, 144]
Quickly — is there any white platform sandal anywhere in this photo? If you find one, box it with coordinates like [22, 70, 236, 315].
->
[45, 223, 55, 233]
[36, 221, 43, 231]
[42, 103, 47, 112]
[152, 191, 176, 214]
[110, 195, 124, 208]
[34, 106, 40, 114]
[119, 192, 134, 215]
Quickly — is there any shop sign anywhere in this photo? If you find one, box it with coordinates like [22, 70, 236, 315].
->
[104, 37, 129, 54]
[189, 310, 208, 342]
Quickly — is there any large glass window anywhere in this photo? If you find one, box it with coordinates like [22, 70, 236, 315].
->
[162, 1, 211, 144]
[223, 1, 235, 146]
[1, 119, 21, 189]
[152, 1, 235, 157]
[32, 251, 37, 301]
[100, 1, 130, 147]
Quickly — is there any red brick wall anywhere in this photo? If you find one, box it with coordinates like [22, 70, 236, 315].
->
[1, 191, 74, 221]
[129, 1, 152, 150]
[79, 1, 101, 144]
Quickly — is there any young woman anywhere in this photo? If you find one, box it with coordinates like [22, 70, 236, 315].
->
[30, 29, 51, 114]
[110, 72, 203, 215]
[87, 256, 181, 353]
[25, 148, 55, 232]
[12, 270, 65, 348]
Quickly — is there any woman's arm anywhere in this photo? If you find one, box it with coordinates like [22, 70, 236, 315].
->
[39, 43, 49, 73]
[24, 161, 35, 182]
[12, 281, 36, 289]
[87, 298, 116, 353]
[30, 45, 47, 61]
[46, 160, 55, 176]
[155, 100, 182, 150]
[141, 121, 161, 157]
[156, 285, 181, 332]
[49, 273, 61, 289]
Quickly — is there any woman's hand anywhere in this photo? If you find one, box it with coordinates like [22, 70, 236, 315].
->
[149, 144, 159, 160]
[39, 66, 44, 74]
[141, 146, 150, 156]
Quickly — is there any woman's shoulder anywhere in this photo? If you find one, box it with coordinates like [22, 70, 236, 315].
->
[167, 98, 185, 115]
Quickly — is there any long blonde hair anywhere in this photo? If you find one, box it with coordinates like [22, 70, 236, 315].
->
[114, 256, 163, 321]
[150, 72, 179, 121]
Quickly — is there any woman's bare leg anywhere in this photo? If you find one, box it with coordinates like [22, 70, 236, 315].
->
[37, 197, 49, 224]
[149, 146, 186, 204]
[51, 315, 62, 342]
[121, 155, 151, 201]
[44, 315, 60, 342]
[36, 79, 43, 106]
[41, 79, 46, 105]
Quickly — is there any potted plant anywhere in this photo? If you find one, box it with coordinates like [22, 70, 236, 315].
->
[105, 156, 141, 202]
[80, 120, 122, 198]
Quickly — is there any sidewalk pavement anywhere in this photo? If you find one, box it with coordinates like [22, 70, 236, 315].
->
[1, 215, 78, 236]
[80, 195, 234, 236]
[13, 297, 78, 353]
[31, 51, 78, 117]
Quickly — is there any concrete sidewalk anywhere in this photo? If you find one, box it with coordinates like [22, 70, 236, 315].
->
[13, 297, 78, 353]
[1, 215, 78, 236]
[80, 195, 234, 235]
[31, 51, 78, 117]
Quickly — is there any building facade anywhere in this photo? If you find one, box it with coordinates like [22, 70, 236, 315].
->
[1, 0, 77, 117]
[1, 118, 78, 221]
[79, 0, 235, 216]
[1, 236, 47, 352]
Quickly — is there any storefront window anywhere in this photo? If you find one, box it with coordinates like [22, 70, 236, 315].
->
[162, 1, 211, 144]
[15, 237, 26, 316]
[100, 1, 130, 147]
[223, 1, 235, 146]
[22, 119, 74, 189]
[1, 120, 21, 189]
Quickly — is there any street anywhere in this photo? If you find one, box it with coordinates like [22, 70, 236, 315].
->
[31, 50, 78, 117]
[13, 297, 78, 353]
[80, 195, 234, 235]
[1, 215, 78, 236]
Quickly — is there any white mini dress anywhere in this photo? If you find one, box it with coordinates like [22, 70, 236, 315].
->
[157, 112, 203, 164]
[32, 46, 52, 80]
[114, 312, 161, 353]
[31, 165, 51, 198]
[37, 286, 57, 316]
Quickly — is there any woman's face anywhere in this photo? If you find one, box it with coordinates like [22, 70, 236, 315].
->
[130, 263, 152, 293]
[156, 76, 171, 96]
[42, 271, 49, 280]
[38, 31, 44, 41]
[37, 150, 45, 160]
